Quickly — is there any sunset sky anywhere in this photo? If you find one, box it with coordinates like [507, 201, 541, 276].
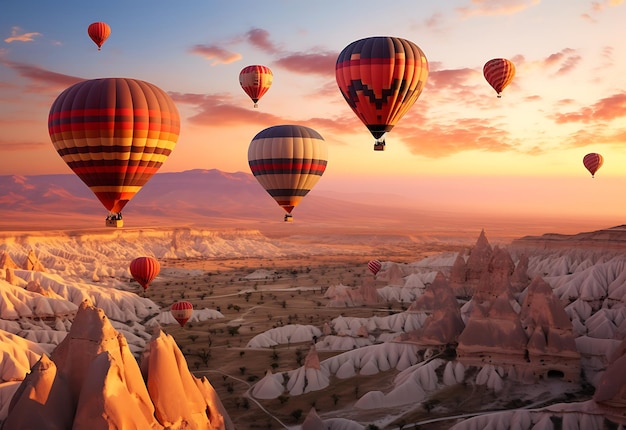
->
[2, 0, 626, 226]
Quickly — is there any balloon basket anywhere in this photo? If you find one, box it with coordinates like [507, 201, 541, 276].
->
[374, 143, 386, 151]
[106, 219, 124, 228]
[284, 214, 293, 222]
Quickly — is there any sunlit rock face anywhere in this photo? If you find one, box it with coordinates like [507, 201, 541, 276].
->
[521, 276, 580, 383]
[594, 337, 626, 410]
[3, 300, 233, 430]
[456, 232, 580, 385]
[465, 229, 493, 285]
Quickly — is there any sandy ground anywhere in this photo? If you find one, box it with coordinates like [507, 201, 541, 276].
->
[144, 243, 462, 429]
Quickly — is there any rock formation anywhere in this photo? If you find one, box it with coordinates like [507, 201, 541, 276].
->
[23, 250, 45, 272]
[0, 252, 18, 271]
[3, 300, 233, 429]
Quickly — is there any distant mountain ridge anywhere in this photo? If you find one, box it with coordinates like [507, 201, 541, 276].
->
[0, 169, 617, 242]
[0, 169, 446, 232]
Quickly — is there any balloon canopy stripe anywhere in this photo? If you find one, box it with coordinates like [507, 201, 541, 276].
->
[249, 159, 327, 176]
[265, 189, 311, 197]
[57, 145, 173, 157]
[251, 124, 324, 140]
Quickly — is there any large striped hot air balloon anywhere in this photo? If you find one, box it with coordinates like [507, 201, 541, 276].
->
[335, 36, 429, 151]
[87, 22, 111, 51]
[248, 125, 328, 222]
[171, 301, 194, 327]
[583, 153, 604, 178]
[483, 58, 515, 98]
[239, 65, 273, 108]
[48, 78, 180, 226]
[129, 256, 160, 291]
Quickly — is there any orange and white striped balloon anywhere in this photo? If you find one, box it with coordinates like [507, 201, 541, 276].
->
[239, 65, 273, 107]
[171, 301, 193, 327]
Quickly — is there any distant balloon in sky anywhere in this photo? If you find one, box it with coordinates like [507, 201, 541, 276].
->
[48, 77, 180, 226]
[87, 22, 111, 51]
[335, 36, 429, 151]
[130, 256, 160, 291]
[239, 65, 273, 108]
[583, 153, 604, 178]
[483, 58, 515, 98]
[368, 259, 382, 276]
[248, 125, 328, 222]
[171, 301, 194, 327]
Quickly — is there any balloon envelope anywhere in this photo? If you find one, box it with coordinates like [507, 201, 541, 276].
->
[335, 36, 428, 149]
[129, 256, 160, 291]
[248, 125, 328, 218]
[583, 153, 604, 177]
[368, 260, 382, 275]
[239, 65, 273, 107]
[87, 22, 111, 50]
[171, 301, 194, 327]
[483, 58, 515, 97]
[48, 78, 180, 215]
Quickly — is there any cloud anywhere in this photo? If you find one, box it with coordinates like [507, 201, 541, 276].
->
[0, 140, 47, 151]
[2, 60, 83, 91]
[456, 0, 540, 18]
[169, 92, 282, 126]
[4, 27, 41, 43]
[243, 28, 279, 54]
[582, 0, 624, 22]
[542, 48, 581, 75]
[188, 44, 242, 65]
[427, 67, 481, 93]
[274, 51, 337, 76]
[399, 117, 518, 158]
[552, 92, 626, 124]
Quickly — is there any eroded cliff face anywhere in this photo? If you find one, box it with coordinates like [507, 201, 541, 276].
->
[3, 300, 233, 430]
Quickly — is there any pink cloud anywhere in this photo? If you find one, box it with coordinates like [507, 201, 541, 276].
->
[274, 51, 337, 76]
[456, 0, 540, 18]
[2, 60, 83, 91]
[542, 48, 581, 75]
[244, 28, 279, 54]
[427, 68, 480, 92]
[552, 93, 626, 124]
[0, 140, 47, 151]
[582, 0, 624, 21]
[4, 27, 41, 43]
[188, 44, 241, 65]
[400, 117, 518, 158]
[169, 92, 282, 126]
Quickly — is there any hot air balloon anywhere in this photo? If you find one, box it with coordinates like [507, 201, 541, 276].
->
[335, 36, 429, 151]
[171, 301, 194, 327]
[239, 65, 273, 108]
[248, 124, 328, 222]
[368, 260, 382, 276]
[129, 256, 160, 291]
[483, 58, 515, 98]
[583, 153, 604, 178]
[87, 22, 111, 51]
[48, 78, 180, 227]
